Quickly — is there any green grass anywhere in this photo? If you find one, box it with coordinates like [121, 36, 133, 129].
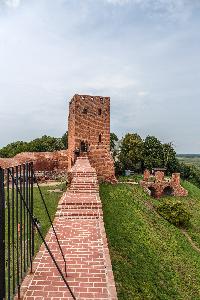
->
[4, 183, 63, 295]
[100, 180, 200, 299]
[33, 183, 64, 253]
[118, 174, 143, 183]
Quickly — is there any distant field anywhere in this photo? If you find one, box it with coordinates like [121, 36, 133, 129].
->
[177, 154, 200, 169]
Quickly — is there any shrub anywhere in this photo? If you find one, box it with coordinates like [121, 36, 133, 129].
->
[157, 200, 191, 228]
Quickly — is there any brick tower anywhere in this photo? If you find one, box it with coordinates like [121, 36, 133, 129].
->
[68, 94, 116, 182]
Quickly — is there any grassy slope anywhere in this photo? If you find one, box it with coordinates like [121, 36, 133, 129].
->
[100, 180, 200, 300]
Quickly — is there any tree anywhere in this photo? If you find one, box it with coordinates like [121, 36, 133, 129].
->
[143, 136, 164, 170]
[28, 135, 65, 152]
[0, 134, 66, 158]
[162, 143, 179, 173]
[0, 141, 29, 158]
[119, 133, 144, 172]
[61, 132, 68, 149]
[110, 132, 118, 152]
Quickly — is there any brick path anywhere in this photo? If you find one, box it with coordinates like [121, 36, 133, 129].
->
[20, 157, 117, 300]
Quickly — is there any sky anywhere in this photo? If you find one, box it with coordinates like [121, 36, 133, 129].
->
[0, 0, 200, 153]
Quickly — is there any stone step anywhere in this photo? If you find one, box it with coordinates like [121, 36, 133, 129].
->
[71, 180, 98, 184]
[55, 209, 103, 217]
[69, 187, 99, 191]
[57, 204, 102, 210]
[59, 205, 102, 210]
[70, 182, 98, 186]
[69, 190, 99, 194]
[69, 185, 99, 188]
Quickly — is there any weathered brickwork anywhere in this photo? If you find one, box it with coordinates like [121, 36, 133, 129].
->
[18, 156, 118, 300]
[140, 170, 188, 198]
[68, 94, 116, 183]
[0, 150, 68, 172]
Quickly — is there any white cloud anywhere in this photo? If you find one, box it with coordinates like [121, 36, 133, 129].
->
[3, 0, 21, 8]
[137, 91, 149, 97]
[84, 75, 138, 90]
[105, 0, 199, 22]
[0, 0, 199, 153]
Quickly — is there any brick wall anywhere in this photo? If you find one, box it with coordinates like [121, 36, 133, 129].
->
[68, 94, 116, 183]
[0, 150, 68, 172]
[140, 171, 188, 198]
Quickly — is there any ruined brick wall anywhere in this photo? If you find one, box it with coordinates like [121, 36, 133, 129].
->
[68, 94, 116, 182]
[0, 150, 68, 172]
[140, 171, 188, 198]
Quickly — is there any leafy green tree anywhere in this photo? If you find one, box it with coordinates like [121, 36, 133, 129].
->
[143, 136, 164, 170]
[0, 134, 66, 158]
[28, 135, 65, 152]
[162, 143, 179, 173]
[0, 141, 29, 158]
[110, 132, 118, 152]
[178, 162, 192, 180]
[61, 132, 68, 149]
[119, 133, 144, 172]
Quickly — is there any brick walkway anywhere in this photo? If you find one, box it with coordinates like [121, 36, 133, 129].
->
[19, 157, 117, 300]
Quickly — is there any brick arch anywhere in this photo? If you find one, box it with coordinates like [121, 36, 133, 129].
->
[163, 186, 174, 196]
[148, 186, 157, 198]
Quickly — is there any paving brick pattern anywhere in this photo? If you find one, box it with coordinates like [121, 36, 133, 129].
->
[19, 157, 117, 300]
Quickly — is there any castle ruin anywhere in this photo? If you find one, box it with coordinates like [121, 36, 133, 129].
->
[67, 94, 116, 183]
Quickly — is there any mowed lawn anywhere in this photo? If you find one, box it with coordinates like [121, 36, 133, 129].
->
[100, 180, 200, 300]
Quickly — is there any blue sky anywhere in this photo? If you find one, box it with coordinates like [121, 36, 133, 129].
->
[0, 0, 200, 153]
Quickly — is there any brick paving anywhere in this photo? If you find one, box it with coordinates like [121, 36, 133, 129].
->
[19, 157, 117, 300]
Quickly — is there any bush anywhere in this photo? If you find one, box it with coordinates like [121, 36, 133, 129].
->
[157, 200, 191, 228]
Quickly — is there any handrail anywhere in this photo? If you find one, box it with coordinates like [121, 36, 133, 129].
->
[8, 167, 77, 300]
[32, 170, 68, 277]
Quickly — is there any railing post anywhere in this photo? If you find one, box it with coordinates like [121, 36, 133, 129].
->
[30, 162, 34, 273]
[0, 167, 5, 300]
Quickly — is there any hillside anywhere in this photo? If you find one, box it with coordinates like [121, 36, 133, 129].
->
[100, 180, 200, 300]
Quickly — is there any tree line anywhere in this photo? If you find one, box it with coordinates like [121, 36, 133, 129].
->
[0, 133, 68, 158]
[111, 133, 200, 189]
[1, 131, 199, 188]
[111, 133, 178, 175]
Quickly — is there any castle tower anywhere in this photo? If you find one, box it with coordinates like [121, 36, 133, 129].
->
[68, 94, 116, 182]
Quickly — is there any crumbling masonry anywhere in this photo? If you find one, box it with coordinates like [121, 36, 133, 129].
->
[140, 170, 188, 198]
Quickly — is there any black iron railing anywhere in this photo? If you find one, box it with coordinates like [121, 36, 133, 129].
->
[0, 162, 76, 300]
[0, 163, 34, 300]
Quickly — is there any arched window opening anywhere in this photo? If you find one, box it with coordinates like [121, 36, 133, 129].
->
[98, 108, 102, 115]
[148, 187, 156, 198]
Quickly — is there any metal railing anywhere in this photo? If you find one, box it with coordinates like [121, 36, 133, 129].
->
[0, 162, 76, 300]
[0, 163, 34, 300]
